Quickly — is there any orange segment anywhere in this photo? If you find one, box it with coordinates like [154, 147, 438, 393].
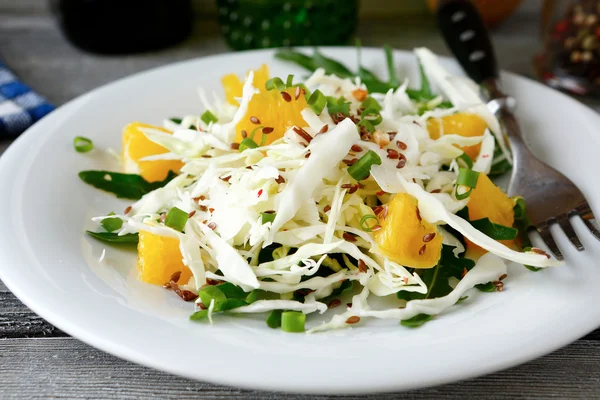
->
[235, 87, 308, 146]
[465, 173, 516, 258]
[374, 193, 443, 269]
[427, 113, 487, 160]
[222, 64, 270, 105]
[122, 122, 183, 182]
[137, 231, 192, 285]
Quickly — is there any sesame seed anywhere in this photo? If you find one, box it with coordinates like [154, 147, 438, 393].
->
[346, 316, 360, 324]
[396, 140, 407, 150]
[281, 91, 292, 102]
[358, 259, 367, 273]
[351, 144, 363, 152]
[188, 210, 196, 218]
[319, 125, 329, 133]
[343, 232, 357, 242]
[423, 232, 436, 242]
[262, 127, 274, 134]
[293, 126, 313, 143]
[207, 222, 217, 230]
[328, 299, 341, 309]
[249, 116, 260, 124]
[230, 143, 240, 150]
[387, 149, 399, 159]
[324, 205, 331, 213]
[241, 130, 248, 139]
[419, 244, 427, 255]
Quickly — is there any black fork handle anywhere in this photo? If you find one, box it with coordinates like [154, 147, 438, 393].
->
[436, 0, 499, 85]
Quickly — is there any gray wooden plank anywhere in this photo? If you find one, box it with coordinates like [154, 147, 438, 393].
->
[1, 337, 600, 399]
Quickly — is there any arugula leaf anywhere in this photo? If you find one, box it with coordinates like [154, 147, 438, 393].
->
[79, 170, 178, 200]
[397, 246, 473, 301]
[216, 282, 246, 300]
[313, 50, 354, 78]
[86, 231, 139, 244]
[470, 218, 518, 241]
[274, 49, 317, 71]
[401, 313, 434, 328]
[191, 285, 249, 321]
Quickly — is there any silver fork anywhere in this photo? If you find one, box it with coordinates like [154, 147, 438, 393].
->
[437, 0, 600, 260]
[486, 88, 600, 260]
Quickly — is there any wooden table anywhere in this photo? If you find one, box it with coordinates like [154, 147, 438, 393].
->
[3, 3, 600, 399]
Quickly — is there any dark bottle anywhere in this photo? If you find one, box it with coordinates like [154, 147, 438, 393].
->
[50, 0, 193, 54]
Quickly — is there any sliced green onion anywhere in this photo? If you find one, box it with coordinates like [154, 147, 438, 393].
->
[100, 212, 123, 233]
[265, 77, 286, 91]
[200, 110, 218, 125]
[361, 96, 382, 112]
[164, 207, 189, 231]
[357, 119, 375, 133]
[261, 211, 276, 225]
[307, 89, 326, 115]
[285, 74, 294, 87]
[455, 168, 480, 200]
[74, 136, 93, 153]
[266, 310, 283, 329]
[400, 313, 433, 328]
[281, 311, 306, 333]
[456, 153, 473, 169]
[361, 107, 382, 125]
[348, 150, 382, 181]
[360, 214, 379, 232]
[239, 137, 259, 152]
[326, 97, 350, 115]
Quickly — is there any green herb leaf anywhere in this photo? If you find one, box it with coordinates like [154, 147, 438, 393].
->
[189, 310, 208, 321]
[476, 282, 496, 292]
[266, 310, 283, 329]
[100, 212, 123, 233]
[470, 218, 518, 241]
[78, 170, 177, 200]
[73, 136, 93, 153]
[198, 286, 227, 306]
[86, 231, 139, 244]
[401, 313, 434, 328]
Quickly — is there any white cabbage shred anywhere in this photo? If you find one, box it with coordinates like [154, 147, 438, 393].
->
[91, 48, 561, 333]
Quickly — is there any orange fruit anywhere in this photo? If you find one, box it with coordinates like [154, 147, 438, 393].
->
[426, 0, 523, 28]
[427, 113, 487, 160]
[122, 122, 183, 183]
[222, 64, 270, 105]
[375, 193, 443, 269]
[465, 173, 516, 258]
[137, 231, 192, 285]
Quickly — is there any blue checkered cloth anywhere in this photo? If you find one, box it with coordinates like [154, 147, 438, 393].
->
[0, 62, 54, 138]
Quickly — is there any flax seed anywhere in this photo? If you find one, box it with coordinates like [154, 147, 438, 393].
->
[250, 116, 260, 124]
[396, 140, 407, 150]
[346, 316, 360, 324]
[207, 222, 217, 230]
[281, 91, 292, 102]
[423, 232, 436, 242]
[343, 232, 357, 242]
[419, 244, 427, 255]
[387, 149, 399, 159]
[358, 259, 367, 273]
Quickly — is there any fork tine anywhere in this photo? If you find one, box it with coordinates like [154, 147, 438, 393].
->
[536, 223, 564, 261]
[576, 203, 600, 241]
[557, 215, 584, 251]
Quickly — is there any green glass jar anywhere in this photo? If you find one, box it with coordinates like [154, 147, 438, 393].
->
[216, 0, 359, 50]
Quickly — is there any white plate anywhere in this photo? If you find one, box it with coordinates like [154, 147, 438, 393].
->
[1, 48, 600, 394]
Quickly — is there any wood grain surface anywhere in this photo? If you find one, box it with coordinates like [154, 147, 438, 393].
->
[2, 2, 600, 399]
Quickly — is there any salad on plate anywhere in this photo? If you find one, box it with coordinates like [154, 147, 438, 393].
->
[79, 47, 559, 333]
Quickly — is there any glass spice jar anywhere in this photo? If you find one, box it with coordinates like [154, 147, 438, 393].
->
[216, 0, 359, 51]
[535, 0, 600, 96]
